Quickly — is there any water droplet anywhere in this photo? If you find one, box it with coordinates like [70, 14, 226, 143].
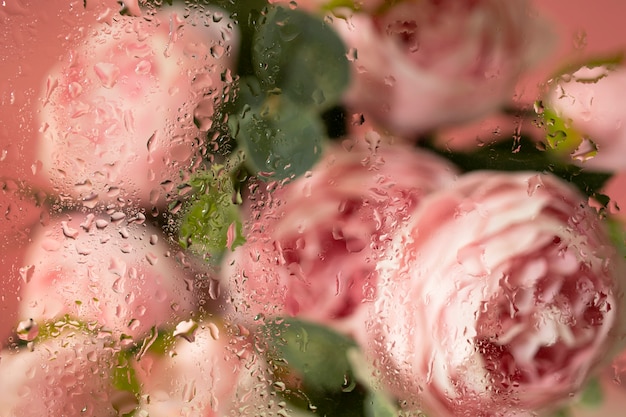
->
[19, 265, 35, 283]
[68, 81, 83, 98]
[93, 62, 121, 88]
[16, 318, 39, 341]
[110, 211, 126, 224]
[181, 382, 197, 403]
[527, 174, 544, 196]
[173, 319, 198, 342]
[95, 219, 109, 229]
[571, 138, 598, 162]
[206, 321, 220, 340]
[61, 221, 79, 239]
[135, 59, 152, 75]
[145, 252, 158, 266]
[208, 277, 220, 300]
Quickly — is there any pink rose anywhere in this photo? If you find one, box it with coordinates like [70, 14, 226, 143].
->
[546, 65, 626, 172]
[18, 212, 195, 342]
[37, 5, 238, 206]
[222, 134, 458, 338]
[372, 171, 624, 416]
[133, 321, 261, 417]
[332, 0, 550, 135]
[0, 330, 119, 416]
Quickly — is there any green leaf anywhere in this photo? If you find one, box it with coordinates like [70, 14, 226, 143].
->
[364, 391, 400, 417]
[230, 77, 324, 180]
[178, 165, 246, 259]
[550, 408, 573, 417]
[253, 5, 350, 110]
[262, 317, 358, 393]
[111, 350, 141, 417]
[579, 377, 604, 407]
[422, 136, 612, 198]
[112, 350, 141, 395]
[606, 217, 626, 260]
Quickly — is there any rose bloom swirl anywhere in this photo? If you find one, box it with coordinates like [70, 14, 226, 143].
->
[223, 134, 458, 338]
[332, 0, 550, 135]
[37, 5, 238, 206]
[17, 212, 196, 343]
[371, 171, 625, 417]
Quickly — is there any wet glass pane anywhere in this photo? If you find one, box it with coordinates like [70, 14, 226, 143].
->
[2, 1, 626, 416]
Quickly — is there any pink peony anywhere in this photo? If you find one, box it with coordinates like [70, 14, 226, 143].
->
[0, 330, 120, 417]
[37, 5, 238, 206]
[332, 0, 550, 135]
[18, 212, 195, 342]
[372, 171, 624, 416]
[222, 134, 458, 338]
[546, 65, 626, 172]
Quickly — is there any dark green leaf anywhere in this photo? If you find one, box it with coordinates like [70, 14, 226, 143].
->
[262, 318, 358, 393]
[364, 391, 399, 417]
[422, 136, 612, 197]
[253, 5, 349, 110]
[230, 78, 324, 180]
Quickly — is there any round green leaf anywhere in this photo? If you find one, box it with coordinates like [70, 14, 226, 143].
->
[253, 6, 349, 110]
[230, 79, 324, 180]
[262, 318, 358, 393]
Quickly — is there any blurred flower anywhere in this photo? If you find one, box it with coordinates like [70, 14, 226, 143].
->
[0, 330, 121, 417]
[372, 171, 624, 416]
[37, 5, 238, 207]
[332, 0, 551, 135]
[222, 133, 458, 339]
[545, 64, 626, 172]
[18, 212, 195, 342]
[133, 321, 277, 417]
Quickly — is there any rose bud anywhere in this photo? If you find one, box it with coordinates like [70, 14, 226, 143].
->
[0, 329, 120, 417]
[133, 321, 265, 417]
[222, 133, 458, 339]
[37, 5, 238, 207]
[18, 212, 195, 342]
[372, 171, 625, 416]
[545, 65, 626, 172]
[332, 0, 551, 135]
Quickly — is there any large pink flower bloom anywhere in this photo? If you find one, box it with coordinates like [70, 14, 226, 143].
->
[373, 171, 624, 416]
[222, 135, 458, 338]
[18, 212, 195, 342]
[133, 322, 254, 417]
[332, 0, 550, 135]
[37, 5, 238, 206]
